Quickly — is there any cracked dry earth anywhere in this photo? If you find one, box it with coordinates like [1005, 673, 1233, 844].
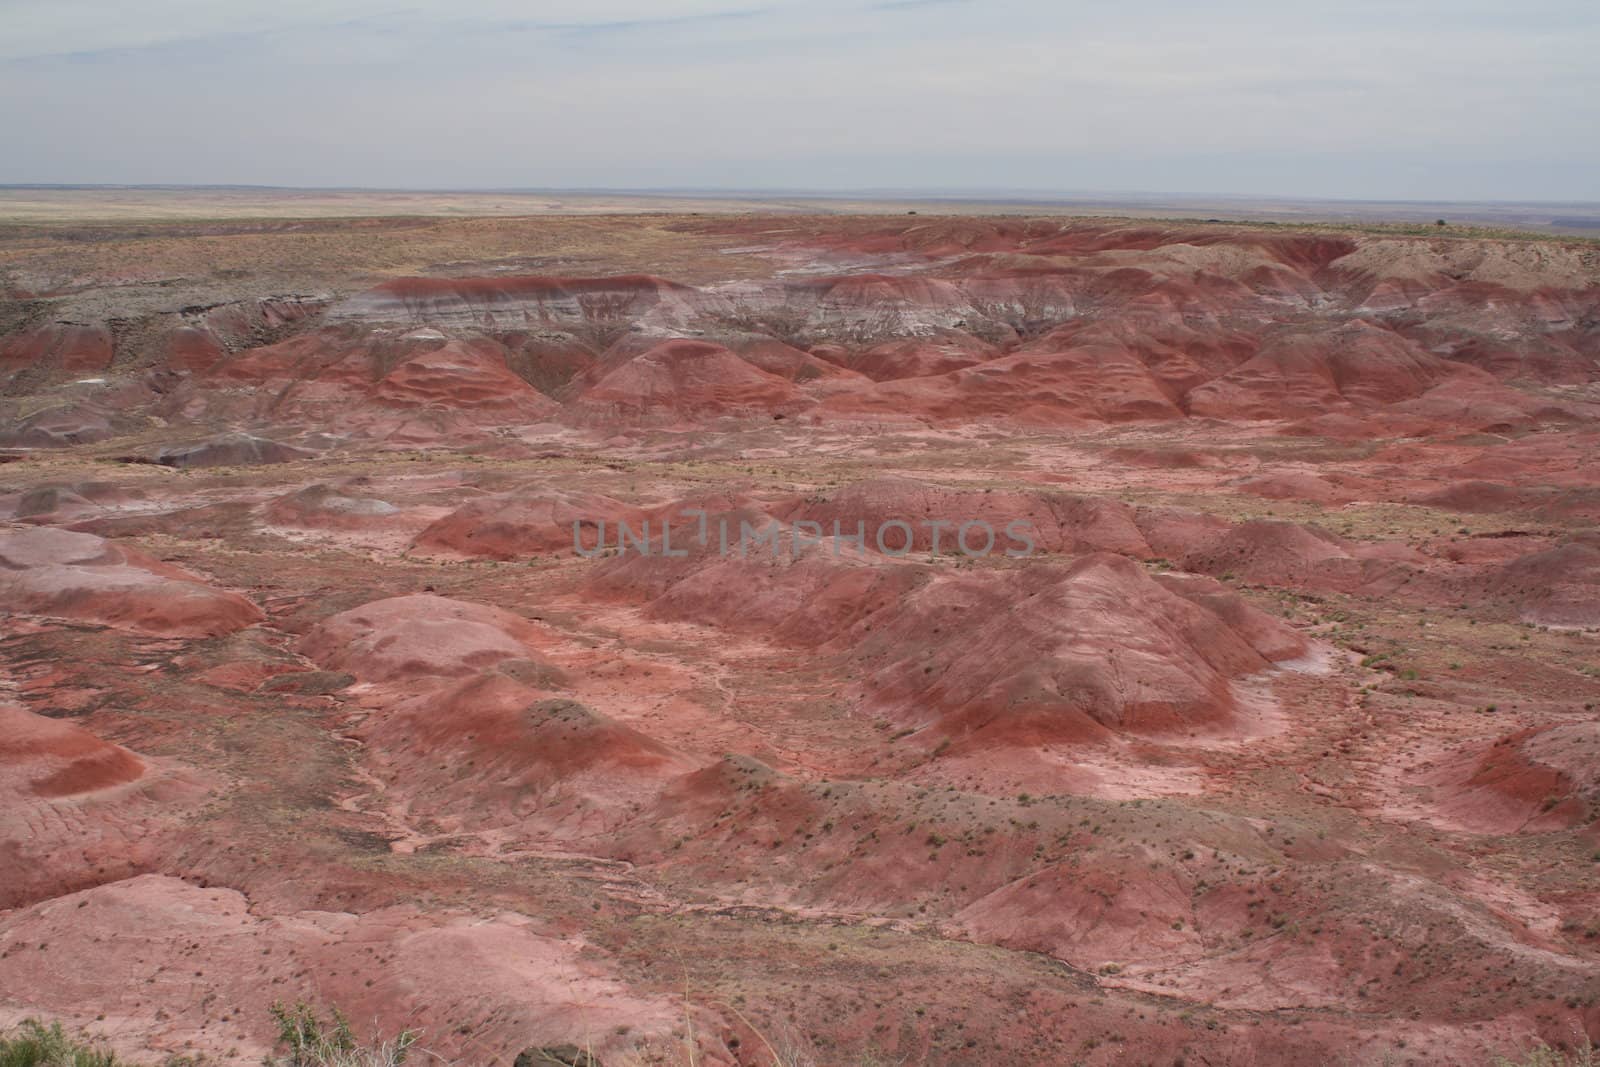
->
[0, 213, 1599, 1065]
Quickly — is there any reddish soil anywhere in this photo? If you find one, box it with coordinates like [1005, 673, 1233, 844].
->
[0, 214, 1598, 1066]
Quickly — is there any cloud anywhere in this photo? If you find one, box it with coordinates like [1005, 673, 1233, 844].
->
[870, 0, 970, 11]
[0, 1, 778, 60]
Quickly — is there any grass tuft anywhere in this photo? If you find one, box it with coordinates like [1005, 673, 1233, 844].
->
[0, 1020, 121, 1067]
[1494, 1038, 1599, 1067]
[269, 1002, 418, 1067]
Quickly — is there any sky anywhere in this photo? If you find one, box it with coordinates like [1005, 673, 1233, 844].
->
[1, 0, 1596, 201]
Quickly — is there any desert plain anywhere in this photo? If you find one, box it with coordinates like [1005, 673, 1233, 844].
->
[0, 202, 1598, 1066]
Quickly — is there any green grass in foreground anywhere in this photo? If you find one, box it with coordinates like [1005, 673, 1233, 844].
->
[1495, 1040, 1599, 1067]
[0, 1021, 120, 1067]
[2, 1009, 1594, 1065]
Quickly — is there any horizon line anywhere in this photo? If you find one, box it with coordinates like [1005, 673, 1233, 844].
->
[3, 183, 1598, 209]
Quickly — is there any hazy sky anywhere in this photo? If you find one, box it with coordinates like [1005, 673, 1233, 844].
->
[2, 0, 1596, 200]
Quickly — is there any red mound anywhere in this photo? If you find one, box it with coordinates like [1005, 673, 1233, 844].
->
[780, 477, 1152, 557]
[8, 484, 101, 523]
[1031, 317, 1259, 396]
[262, 484, 405, 530]
[0, 701, 209, 909]
[155, 432, 315, 468]
[1485, 537, 1600, 627]
[0, 527, 264, 636]
[1187, 322, 1477, 419]
[1385, 377, 1600, 433]
[0, 874, 677, 1063]
[1131, 506, 1235, 563]
[1418, 482, 1600, 523]
[372, 339, 561, 416]
[205, 328, 557, 436]
[1154, 571, 1312, 662]
[299, 594, 556, 683]
[1233, 472, 1362, 505]
[61, 500, 255, 541]
[850, 554, 1306, 742]
[0, 324, 114, 386]
[1431, 723, 1600, 832]
[592, 537, 1304, 743]
[1417, 480, 1533, 513]
[724, 337, 867, 384]
[359, 674, 692, 838]
[572, 340, 806, 420]
[815, 314, 1259, 424]
[823, 345, 1181, 425]
[0, 703, 145, 798]
[954, 849, 1200, 970]
[1178, 519, 1354, 581]
[1110, 447, 1232, 470]
[1433, 532, 1556, 566]
[0, 403, 115, 447]
[409, 489, 637, 560]
[850, 331, 996, 381]
[1172, 518, 1420, 593]
[161, 326, 225, 372]
[588, 512, 924, 646]
[1419, 329, 1600, 384]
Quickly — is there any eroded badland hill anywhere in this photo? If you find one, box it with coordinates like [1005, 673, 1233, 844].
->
[2, 212, 1599, 1065]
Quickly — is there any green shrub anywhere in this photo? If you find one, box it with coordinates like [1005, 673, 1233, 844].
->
[0, 1020, 121, 1067]
[1494, 1038, 1599, 1067]
[269, 1002, 418, 1067]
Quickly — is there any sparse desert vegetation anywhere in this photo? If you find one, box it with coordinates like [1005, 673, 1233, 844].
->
[0, 1022, 121, 1067]
[0, 209, 1597, 1065]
